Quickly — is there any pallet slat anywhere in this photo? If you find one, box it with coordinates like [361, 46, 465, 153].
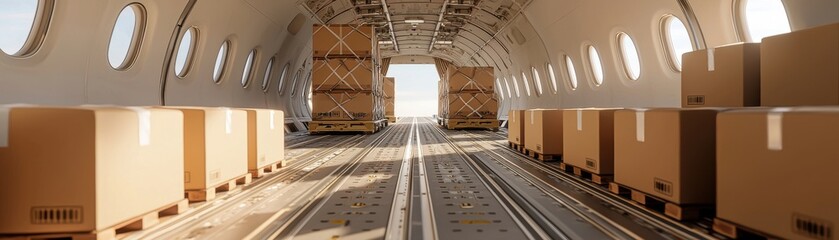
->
[185, 174, 253, 202]
[609, 182, 712, 221]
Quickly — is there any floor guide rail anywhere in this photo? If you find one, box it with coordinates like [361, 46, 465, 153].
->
[120, 118, 721, 239]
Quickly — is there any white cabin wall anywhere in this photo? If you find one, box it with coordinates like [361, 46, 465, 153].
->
[0, 0, 190, 106]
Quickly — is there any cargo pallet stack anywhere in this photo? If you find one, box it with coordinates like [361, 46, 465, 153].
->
[309, 24, 386, 134]
[436, 60, 499, 131]
[384, 77, 396, 123]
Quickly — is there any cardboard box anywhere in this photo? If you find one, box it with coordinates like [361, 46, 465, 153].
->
[717, 107, 839, 239]
[446, 66, 495, 93]
[0, 106, 184, 234]
[384, 77, 395, 117]
[312, 58, 375, 91]
[523, 109, 563, 155]
[682, 43, 761, 107]
[614, 108, 720, 205]
[446, 92, 498, 119]
[762, 23, 839, 106]
[312, 24, 375, 58]
[312, 91, 380, 121]
[562, 108, 620, 174]
[507, 110, 525, 145]
[241, 109, 285, 174]
[160, 107, 248, 191]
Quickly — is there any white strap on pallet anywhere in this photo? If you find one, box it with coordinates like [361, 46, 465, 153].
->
[530, 110, 535, 125]
[225, 108, 233, 134]
[270, 110, 276, 130]
[126, 107, 152, 146]
[635, 109, 649, 142]
[767, 108, 791, 151]
[0, 107, 10, 147]
[576, 109, 583, 131]
[707, 48, 716, 72]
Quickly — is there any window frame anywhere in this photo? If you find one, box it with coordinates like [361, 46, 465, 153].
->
[261, 57, 275, 92]
[736, 0, 792, 43]
[174, 27, 198, 78]
[0, 0, 55, 57]
[521, 71, 532, 96]
[660, 15, 695, 72]
[564, 55, 579, 90]
[617, 32, 642, 80]
[546, 63, 558, 93]
[107, 3, 147, 70]
[277, 63, 290, 94]
[212, 40, 231, 83]
[511, 74, 521, 98]
[241, 49, 257, 88]
[586, 45, 605, 86]
[531, 66, 544, 95]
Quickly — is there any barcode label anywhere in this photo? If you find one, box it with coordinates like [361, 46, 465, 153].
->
[687, 95, 705, 105]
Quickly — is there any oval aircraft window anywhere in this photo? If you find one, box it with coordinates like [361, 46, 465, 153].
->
[503, 77, 512, 98]
[547, 63, 558, 93]
[212, 41, 230, 83]
[511, 75, 521, 97]
[565, 55, 579, 90]
[277, 63, 289, 94]
[290, 69, 302, 97]
[262, 57, 275, 91]
[618, 33, 642, 80]
[532, 67, 544, 95]
[108, 4, 146, 70]
[174, 27, 197, 78]
[587, 45, 605, 86]
[241, 49, 257, 88]
[1, 0, 52, 56]
[521, 72, 532, 96]
[496, 79, 504, 100]
[663, 16, 694, 71]
[742, 0, 791, 42]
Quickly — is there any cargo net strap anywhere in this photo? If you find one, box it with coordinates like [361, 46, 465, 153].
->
[323, 91, 366, 121]
[434, 58, 451, 83]
[450, 93, 495, 119]
[381, 57, 391, 76]
[313, 58, 373, 92]
[452, 67, 493, 94]
[314, 25, 372, 59]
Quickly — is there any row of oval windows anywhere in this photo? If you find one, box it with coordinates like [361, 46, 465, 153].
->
[0, 1, 304, 95]
[2, 0, 792, 98]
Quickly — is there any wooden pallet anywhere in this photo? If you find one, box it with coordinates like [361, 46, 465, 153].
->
[608, 182, 713, 221]
[309, 119, 387, 134]
[526, 150, 559, 161]
[508, 142, 523, 152]
[2, 199, 189, 240]
[712, 218, 780, 239]
[558, 163, 613, 185]
[185, 173, 253, 202]
[249, 160, 288, 178]
[443, 119, 499, 131]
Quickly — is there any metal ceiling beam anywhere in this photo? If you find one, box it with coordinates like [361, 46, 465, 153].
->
[380, 0, 400, 52]
[427, 0, 448, 53]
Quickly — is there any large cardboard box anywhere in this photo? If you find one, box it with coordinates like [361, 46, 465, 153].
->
[507, 110, 525, 145]
[312, 91, 379, 121]
[562, 108, 620, 174]
[0, 106, 185, 234]
[241, 109, 285, 175]
[384, 77, 395, 117]
[446, 92, 498, 119]
[312, 58, 375, 91]
[446, 66, 495, 93]
[523, 109, 563, 156]
[762, 23, 839, 106]
[614, 108, 720, 205]
[682, 43, 761, 107]
[160, 107, 248, 191]
[312, 24, 375, 58]
[717, 107, 839, 239]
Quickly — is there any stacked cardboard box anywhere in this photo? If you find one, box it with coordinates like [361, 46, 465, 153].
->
[442, 66, 498, 119]
[384, 77, 396, 123]
[562, 108, 620, 175]
[159, 107, 248, 196]
[716, 108, 839, 240]
[241, 109, 285, 177]
[761, 23, 839, 106]
[0, 106, 185, 235]
[613, 108, 721, 205]
[311, 24, 384, 129]
[523, 109, 563, 159]
[507, 110, 525, 146]
[682, 43, 761, 107]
